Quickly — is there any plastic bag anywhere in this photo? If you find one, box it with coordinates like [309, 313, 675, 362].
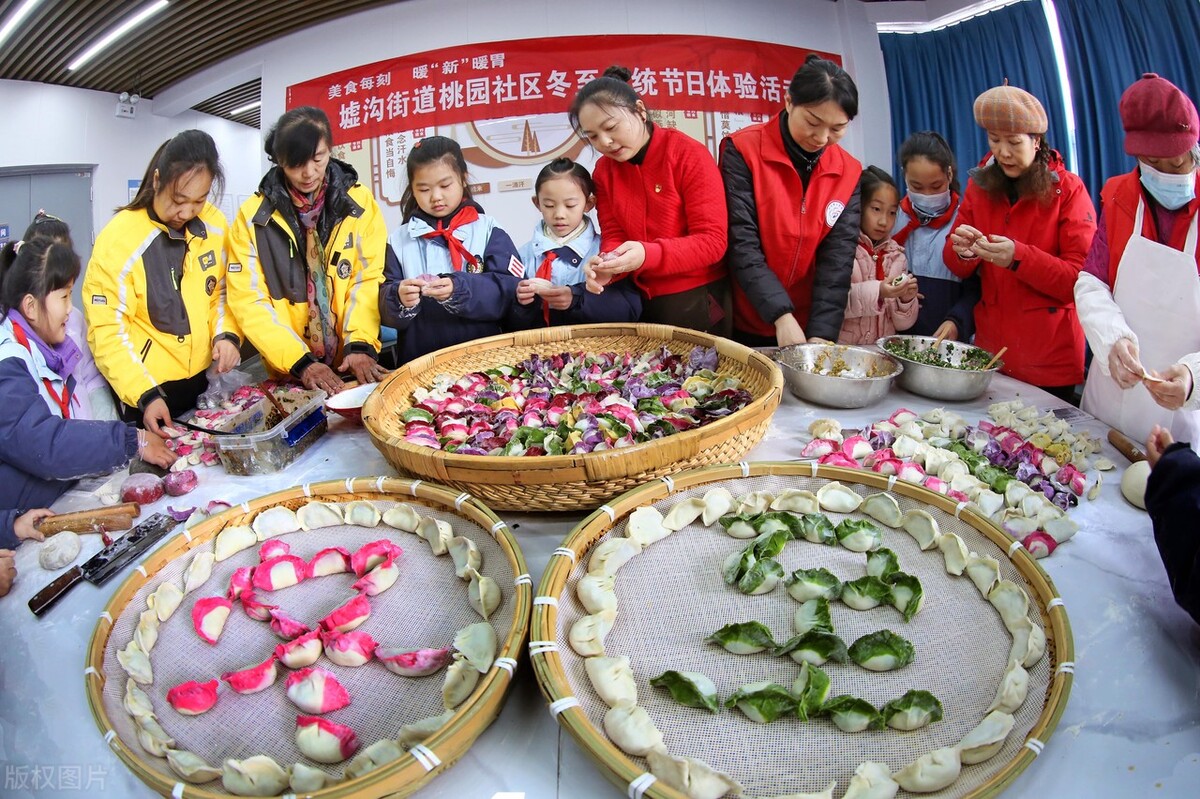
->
[196, 364, 255, 409]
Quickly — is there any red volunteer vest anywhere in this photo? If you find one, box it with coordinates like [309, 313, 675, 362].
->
[1101, 169, 1200, 285]
[727, 119, 862, 336]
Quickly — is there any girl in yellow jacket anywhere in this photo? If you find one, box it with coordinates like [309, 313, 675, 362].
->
[83, 130, 241, 435]
[227, 107, 386, 395]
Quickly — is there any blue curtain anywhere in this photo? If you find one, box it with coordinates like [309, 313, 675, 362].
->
[1053, 0, 1200, 201]
[879, 0, 1068, 187]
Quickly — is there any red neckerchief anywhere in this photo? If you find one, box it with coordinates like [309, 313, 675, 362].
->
[421, 205, 481, 272]
[892, 192, 959, 247]
[11, 322, 71, 418]
[535, 251, 558, 325]
[873, 248, 887, 281]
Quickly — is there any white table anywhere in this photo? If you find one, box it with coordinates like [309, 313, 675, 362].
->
[2, 374, 1196, 799]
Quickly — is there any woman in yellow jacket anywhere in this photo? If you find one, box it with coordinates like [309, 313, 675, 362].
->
[83, 130, 241, 435]
[227, 107, 386, 395]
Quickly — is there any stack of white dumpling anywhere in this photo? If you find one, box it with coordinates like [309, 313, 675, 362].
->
[564, 481, 1051, 799]
[112, 498, 506, 795]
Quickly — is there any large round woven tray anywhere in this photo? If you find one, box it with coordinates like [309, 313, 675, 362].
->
[86, 477, 532, 798]
[532, 463, 1073, 799]
[362, 323, 784, 512]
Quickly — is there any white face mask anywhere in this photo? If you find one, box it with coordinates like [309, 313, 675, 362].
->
[908, 189, 952, 217]
[1139, 160, 1196, 210]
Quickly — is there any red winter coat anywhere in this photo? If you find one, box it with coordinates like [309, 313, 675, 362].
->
[593, 127, 728, 300]
[944, 152, 1096, 387]
[1099, 169, 1200, 284]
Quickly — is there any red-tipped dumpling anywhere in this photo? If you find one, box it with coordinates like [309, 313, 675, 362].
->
[321, 629, 377, 667]
[166, 679, 219, 715]
[350, 540, 403, 577]
[221, 655, 278, 694]
[259, 539, 291, 561]
[309, 546, 352, 577]
[295, 715, 360, 763]
[375, 647, 452, 677]
[285, 667, 351, 714]
[253, 555, 310, 591]
[351, 554, 400, 596]
[191, 596, 232, 645]
[275, 629, 323, 669]
[268, 608, 311, 640]
[226, 566, 255, 601]
[240, 590, 278, 621]
[319, 593, 371, 633]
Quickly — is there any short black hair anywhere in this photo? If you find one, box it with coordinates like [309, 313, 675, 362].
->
[265, 106, 334, 168]
[860, 165, 898, 206]
[534, 157, 595, 197]
[0, 236, 81, 321]
[401, 136, 472, 221]
[788, 54, 859, 120]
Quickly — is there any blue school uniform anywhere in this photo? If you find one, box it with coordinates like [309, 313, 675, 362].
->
[509, 217, 641, 329]
[893, 206, 979, 340]
[380, 202, 522, 362]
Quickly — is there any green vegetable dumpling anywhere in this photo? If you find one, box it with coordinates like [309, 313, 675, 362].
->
[848, 630, 915, 672]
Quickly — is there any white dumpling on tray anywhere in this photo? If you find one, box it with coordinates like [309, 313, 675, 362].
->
[181, 551, 215, 594]
[221, 754, 291, 797]
[937, 533, 969, 575]
[449, 535, 482, 579]
[965, 552, 1001, 596]
[816, 482, 863, 513]
[577, 573, 618, 614]
[662, 498, 706, 531]
[213, 525, 257, 562]
[382, 502, 421, 532]
[987, 658, 1030, 714]
[418, 517, 453, 555]
[297, 501, 343, 531]
[701, 487, 734, 526]
[646, 749, 744, 799]
[603, 703, 665, 757]
[584, 655, 638, 708]
[251, 506, 300, 540]
[466, 567, 501, 620]
[453, 620, 498, 673]
[569, 609, 617, 656]
[343, 500, 382, 528]
[771, 489, 820, 515]
[900, 510, 940, 550]
[626, 506, 671, 548]
[734, 490, 774, 516]
[840, 761, 898, 799]
[894, 746, 961, 793]
[442, 656, 481, 709]
[587, 538, 641, 577]
[146, 581, 184, 622]
[957, 710, 1015, 765]
[861, 493, 902, 528]
[165, 748, 222, 783]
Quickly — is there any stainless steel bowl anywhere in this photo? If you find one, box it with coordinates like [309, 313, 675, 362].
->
[774, 344, 903, 408]
[876, 335, 1002, 401]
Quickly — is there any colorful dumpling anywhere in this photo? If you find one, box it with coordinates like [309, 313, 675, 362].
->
[166, 679, 219, 715]
[220, 654, 278, 694]
[191, 596, 232, 644]
[252, 555, 309, 591]
[285, 667, 351, 714]
[321, 629, 378, 667]
[275, 629, 323, 669]
[295, 715, 360, 763]
[319, 593, 371, 633]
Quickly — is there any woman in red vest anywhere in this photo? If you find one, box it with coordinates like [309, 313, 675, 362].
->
[720, 54, 863, 347]
[1076, 74, 1200, 448]
[571, 66, 730, 335]
[945, 83, 1096, 402]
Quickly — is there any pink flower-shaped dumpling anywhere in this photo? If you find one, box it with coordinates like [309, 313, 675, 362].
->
[240, 590, 278, 621]
[350, 540, 403, 577]
[375, 646, 452, 677]
[166, 679, 219, 715]
[309, 546, 352, 577]
[296, 715, 360, 763]
[319, 593, 371, 633]
[221, 654, 278, 694]
[268, 608, 311, 640]
[253, 555, 310, 591]
[351, 554, 400, 597]
[800, 438, 838, 459]
[841, 435, 873, 461]
[226, 566, 255, 601]
[191, 596, 233, 645]
[321, 629, 377, 667]
[259, 540, 290, 561]
[275, 629, 323, 669]
[285, 667, 351, 714]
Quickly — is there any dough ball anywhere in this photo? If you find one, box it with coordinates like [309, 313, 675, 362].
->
[39, 532, 82, 571]
[1120, 460, 1152, 510]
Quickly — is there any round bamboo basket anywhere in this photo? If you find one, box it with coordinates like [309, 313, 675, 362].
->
[362, 323, 784, 511]
[532, 462, 1074, 799]
[85, 477, 532, 799]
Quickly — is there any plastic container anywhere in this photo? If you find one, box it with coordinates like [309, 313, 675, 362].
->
[215, 390, 329, 475]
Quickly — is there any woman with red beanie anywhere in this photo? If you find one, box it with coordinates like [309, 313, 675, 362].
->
[945, 82, 1096, 402]
[1076, 73, 1200, 449]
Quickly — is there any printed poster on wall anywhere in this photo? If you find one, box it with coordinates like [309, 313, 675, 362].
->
[287, 34, 839, 231]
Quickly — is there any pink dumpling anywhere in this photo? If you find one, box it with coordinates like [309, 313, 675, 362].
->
[240, 590, 278, 621]
[285, 667, 351, 714]
[309, 546, 352, 577]
[375, 646, 452, 677]
[275, 629, 323, 669]
[191, 596, 233, 645]
[351, 554, 400, 597]
[226, 566, 255, 601]
[319, 593, 371, 633]
[350, 540, 403, 577]
[320, 629, 377, 667]
[295, 715, 360, 763]
[259, 540, 291, 561]
[269, 608, 311, 640]
[253, 555, 310, 591]
[166, 679, 219, 715]
[221, 654, 278, 694]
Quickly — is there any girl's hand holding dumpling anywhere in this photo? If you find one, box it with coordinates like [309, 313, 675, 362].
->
[516, 280, 538, 306]
[397, 278, 426, 309]
[1145, 364, 1194, 411]
[421, 276, 454, 302]
[143, 397, 173, 438]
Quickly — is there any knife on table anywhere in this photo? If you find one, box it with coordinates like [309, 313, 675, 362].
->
[28, 513, 177, 617]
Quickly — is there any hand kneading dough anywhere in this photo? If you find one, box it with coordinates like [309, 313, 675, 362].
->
[39, 531, 82, 570]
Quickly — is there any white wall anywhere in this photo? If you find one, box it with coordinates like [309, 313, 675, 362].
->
[0, 79, 261, 244]
[157, 0, 893, 231]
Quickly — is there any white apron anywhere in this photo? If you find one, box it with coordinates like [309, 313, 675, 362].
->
[1081, 197, 1200, 447]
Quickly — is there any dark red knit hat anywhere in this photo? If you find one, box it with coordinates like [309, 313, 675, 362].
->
[1120, 73, 1199, 158]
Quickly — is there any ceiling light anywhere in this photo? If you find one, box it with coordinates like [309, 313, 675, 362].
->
[877, 0, 1022, 34]
[0, 0, 44, 51]
[68, 0, 169, 71]
[231, 100, 262, 116]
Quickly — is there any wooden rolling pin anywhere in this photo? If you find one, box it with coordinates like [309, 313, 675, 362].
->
[36, 503, 140, 536]
[1107, 429, 1147, 464]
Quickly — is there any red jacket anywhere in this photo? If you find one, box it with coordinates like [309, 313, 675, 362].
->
[1100, 169, 1200, 285]
[945, 152, 1096, 386]
[725, 120, 862, 336]
[593, 127, 728, 299]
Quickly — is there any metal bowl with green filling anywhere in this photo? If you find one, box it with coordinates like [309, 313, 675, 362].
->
[877, 335, 1002, 401]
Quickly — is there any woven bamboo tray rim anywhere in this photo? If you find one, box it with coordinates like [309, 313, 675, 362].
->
[532, 462, 1074, 799]
[85, 477, 532, 799]
[362, 323, 784, 488]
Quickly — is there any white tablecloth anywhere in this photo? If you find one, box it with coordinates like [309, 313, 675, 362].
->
[2, 374, 1196, 798]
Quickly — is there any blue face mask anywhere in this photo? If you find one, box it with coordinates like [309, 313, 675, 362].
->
[908, 189, 952, 217]
[1140, 161, 1196, 210]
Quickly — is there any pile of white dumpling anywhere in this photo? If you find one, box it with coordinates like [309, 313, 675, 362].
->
[113, 498, 503, 796]
[567, 481, 1049, 799]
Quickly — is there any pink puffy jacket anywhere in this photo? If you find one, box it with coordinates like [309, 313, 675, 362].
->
[837, 233, 918, 345]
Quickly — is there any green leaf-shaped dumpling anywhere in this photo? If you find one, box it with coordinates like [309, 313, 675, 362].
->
[848, 630, 916, 672]
[887, 572, 924, 622]
[834, 519, 883, 553]
[865, 547, 900, 579]
[791, 662, 831, 722]
[650, 670, 720, 714]
[793, 598, 834, 635]
[774, 630, 849, 666]
[880, 689, 944, 731]
[724, 681, 797, 723]
[785, 567, 843, 603]
[822, 695, 883, 732]
[841, 576, 894, 610]
[705, 621, 777, 655]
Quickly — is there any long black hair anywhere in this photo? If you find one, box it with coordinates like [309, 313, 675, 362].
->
[0, 236, 81, 321]
[568, 65, 648, 135]
[400, 136, 472, 222]
[788, 54, 858, 119]
[534, 157, 595, 197]
[119, 130, 224, 213]
[265, 106, 334, 168]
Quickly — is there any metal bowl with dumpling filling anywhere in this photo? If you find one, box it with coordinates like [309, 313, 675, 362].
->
[876, 335, 1002, 402]
[774, 344, 903, 408]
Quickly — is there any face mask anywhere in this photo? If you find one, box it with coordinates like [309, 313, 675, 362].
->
[1139, 161, 1196, 210]
[908, 189, 952, 217]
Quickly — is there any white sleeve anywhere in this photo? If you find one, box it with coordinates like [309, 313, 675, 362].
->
[1074, 271, 1137, 377]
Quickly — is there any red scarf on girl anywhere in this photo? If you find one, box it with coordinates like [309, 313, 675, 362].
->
[892, 192, 959, 247]
[421, 205, 482, 272]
